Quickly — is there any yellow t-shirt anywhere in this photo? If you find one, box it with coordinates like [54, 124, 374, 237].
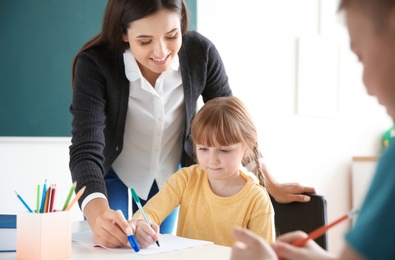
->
[132, 164, 275, 246]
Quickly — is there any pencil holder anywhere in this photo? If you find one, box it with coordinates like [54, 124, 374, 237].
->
[16, 211, 71, 260]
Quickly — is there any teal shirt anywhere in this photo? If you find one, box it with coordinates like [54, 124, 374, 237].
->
[346, 141, 395, 259]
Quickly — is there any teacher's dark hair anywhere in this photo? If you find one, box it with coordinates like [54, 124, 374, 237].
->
[72, 0, 189, 84]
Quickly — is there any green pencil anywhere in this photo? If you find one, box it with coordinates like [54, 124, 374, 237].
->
[36, 184, 40, 213]
[62, 182, 77, 211]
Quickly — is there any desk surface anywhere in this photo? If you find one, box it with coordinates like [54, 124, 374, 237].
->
[0, 221, 231, 260]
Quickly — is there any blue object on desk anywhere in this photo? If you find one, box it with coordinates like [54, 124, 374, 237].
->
[0, 214, 16, 228]
[0, 214, 17, 252]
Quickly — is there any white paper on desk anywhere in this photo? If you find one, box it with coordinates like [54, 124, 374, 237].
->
[72, 231, 213, 255]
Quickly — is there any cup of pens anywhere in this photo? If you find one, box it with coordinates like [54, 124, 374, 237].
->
[16, 211, 71, 260]
[15, 181, 85, 260]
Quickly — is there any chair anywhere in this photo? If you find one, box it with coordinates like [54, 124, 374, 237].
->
[270, 194, 328, 250]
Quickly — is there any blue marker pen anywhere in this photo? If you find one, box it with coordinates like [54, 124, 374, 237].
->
[126, 227, 140, 252]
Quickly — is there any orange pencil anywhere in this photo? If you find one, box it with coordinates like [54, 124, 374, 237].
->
[43, 186, 52, 213]
[292, 209, 359, 247]
[65, 186, 86, 211]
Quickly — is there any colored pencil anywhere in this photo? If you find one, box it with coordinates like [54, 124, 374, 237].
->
[39, 179, 47, 213]
[44, 186, 52, 213]
[292, 209, 359, 247]
[49, 184, 56, 212]
[62, 182, 77, 211]
[65, 186, 86, 211]
[36, 184, 40, 213]
[15, 190, 34, 213]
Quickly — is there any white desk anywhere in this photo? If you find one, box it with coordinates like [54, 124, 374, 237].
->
[0, 221, 231, 260]
[71, 243, 231, 260]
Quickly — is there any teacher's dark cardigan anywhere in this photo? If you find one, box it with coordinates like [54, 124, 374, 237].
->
[70, 31, 232, 206]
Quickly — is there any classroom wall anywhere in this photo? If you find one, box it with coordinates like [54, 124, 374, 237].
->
[197, 0, 392, 254]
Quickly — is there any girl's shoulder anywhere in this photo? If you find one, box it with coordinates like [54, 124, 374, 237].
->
[168, 165, 205, 186]
[240, 170, 269, 196]
[176, 164, 203, 176]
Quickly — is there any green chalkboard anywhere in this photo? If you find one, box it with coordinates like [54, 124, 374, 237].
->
[0, 0, 197, 137]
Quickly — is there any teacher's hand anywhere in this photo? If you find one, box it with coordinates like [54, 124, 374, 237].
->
[267, 181, 316, 203]
[84, 198, 136, 248]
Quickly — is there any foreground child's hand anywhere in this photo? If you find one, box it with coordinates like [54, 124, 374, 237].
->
[272, 231, 335, 260]
[231, 226, 277, 260]
[134, 220, 160, 248]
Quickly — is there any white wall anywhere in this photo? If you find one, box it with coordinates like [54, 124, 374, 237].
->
[198, 0, 391, 254]
[0, 137, 84, 221]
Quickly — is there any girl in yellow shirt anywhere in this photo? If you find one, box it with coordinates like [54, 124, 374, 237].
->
[132, 96, 275, 247]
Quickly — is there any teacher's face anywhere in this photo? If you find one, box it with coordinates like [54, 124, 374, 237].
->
[123, 9, 182, 78]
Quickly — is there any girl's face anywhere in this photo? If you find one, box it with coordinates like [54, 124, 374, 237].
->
[346, 7, 395, 119]
[123, 9, 182, 79]
[196, 142, 247, 182]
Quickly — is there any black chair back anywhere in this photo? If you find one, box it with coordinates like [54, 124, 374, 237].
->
[270, 194, 328, 250]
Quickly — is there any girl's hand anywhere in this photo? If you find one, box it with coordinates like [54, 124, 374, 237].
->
[134, 220, 160, 248]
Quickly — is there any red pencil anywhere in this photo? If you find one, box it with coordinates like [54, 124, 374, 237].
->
[292, 209, 359, 247]
[49, 184, 56, 212]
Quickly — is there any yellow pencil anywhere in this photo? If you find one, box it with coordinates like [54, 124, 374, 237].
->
[65, 186, 86, 211]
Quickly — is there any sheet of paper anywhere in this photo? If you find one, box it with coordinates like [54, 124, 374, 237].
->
[0, 228, 16, 252]
[72, 231, 213, 255]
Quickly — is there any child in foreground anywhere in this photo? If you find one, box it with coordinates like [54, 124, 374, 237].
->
[230, 0, 395, 259]
[132, 96, 275, 247]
